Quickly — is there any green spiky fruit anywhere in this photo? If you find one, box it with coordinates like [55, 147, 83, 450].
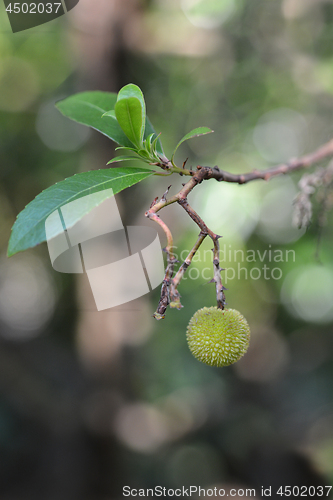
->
[186, 307, 250, 367]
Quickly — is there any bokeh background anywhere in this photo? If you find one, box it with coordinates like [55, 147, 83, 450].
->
[1, 0, 333, 498]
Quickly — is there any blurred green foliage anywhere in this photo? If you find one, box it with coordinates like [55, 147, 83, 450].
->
[1, 0, 333, 498]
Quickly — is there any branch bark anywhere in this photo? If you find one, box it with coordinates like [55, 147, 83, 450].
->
[177, 138, 333, 184]
[147, 137, 333, 318]
[146, 167, 226, 317]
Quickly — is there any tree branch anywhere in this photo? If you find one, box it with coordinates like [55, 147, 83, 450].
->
[212, 237, 227, 310]
[175, 138, 333, 184]
[169, 231, 207, 310]
[146, 167, 227, 316]
[146, 192, 178, 320]
[147, 137, 333, 319]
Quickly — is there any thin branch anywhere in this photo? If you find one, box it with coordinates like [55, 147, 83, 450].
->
[150, 167, 227, 310]
[314, 163, 333, 261]
[147, 137, 333, 318]
[146, 167, 226, 316]
[177, 198, 214, 238]
[168, 138, 333, 184]
[145, 209, 177, 320]
[212, 237, 226, 310]
[177, 197, 226, 309]
[148, 166, 210, 216]
[169, 232, 207, 309]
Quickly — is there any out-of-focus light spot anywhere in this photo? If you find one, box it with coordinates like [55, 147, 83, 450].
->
[77, 278, 154, 371]
[311, 437, 333, 477]
[193, 180, 260, 241]
[257, 177, 305, 243]
[282, 0, 317, 20]
[18, 34, 73, 92]
[67, 0, 116, 34]
[0, 33, 12, 60]
[166, 444, 222, 487]
[36, 99, 90, 152]
[113, 390, 208, 452]
[77, 308, 125, 370]
[138, 12, 221, 56]
[292, 56, 324, 94]
[181, 0, 237, 29]
[113, 403, 168, 453]
[281, 265, 333, 323]
[235, 328, 289, 382]
[253, 109, 308, 163]
[314, 60, 333, 95]
[120, 308, 154, 347]
[157, 387, 207, 439]
[0, 57, 39, 112]
[308, 415, 333, 449]
[0, 254, 56, 339]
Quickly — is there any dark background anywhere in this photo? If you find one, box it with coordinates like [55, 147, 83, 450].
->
[0, 0, 333, 498]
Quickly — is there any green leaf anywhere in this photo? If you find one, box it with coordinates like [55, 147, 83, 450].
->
[144, 133, 155, 154]
[151, 133, 163, 156]
[115, 84, 146, 148]
[171, 127, 214, 163]
[107, 155, 142, 164]
[7, 167, 154, 257]
[102, 109, 116, 119]
[136, 149, 150, 160]
[107, 156, 157, 169]
[115, 146, 138, 153]
[56, 90, 164, 153]
[117, 84, 146, 136]
[56, 91, 133, 147]
[146, 122, 164, 155]
[108, 143, 161, 165]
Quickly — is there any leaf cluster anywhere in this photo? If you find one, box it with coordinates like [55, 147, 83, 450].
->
[57, 84, 166, 167]
[8, 84, 213, 256]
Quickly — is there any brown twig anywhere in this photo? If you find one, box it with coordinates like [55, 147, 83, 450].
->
[169, 232, 207, 310]
[147, 138, 333, 319]
[146, 167, 226, 316]
[212, 237, 227, 310]
[177, 138, 333, 184]
[145, 210, 177, 320]
[177, 198, 226, 310]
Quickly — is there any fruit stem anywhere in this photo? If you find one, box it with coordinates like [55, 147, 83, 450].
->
[147, 213, 177, 320]
[146, 166, 227, 318]
[169, 231, 207, 309]
[212, 236, 227, 310]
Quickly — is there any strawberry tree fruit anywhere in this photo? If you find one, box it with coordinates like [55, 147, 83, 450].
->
[186, 307, 250, 367]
